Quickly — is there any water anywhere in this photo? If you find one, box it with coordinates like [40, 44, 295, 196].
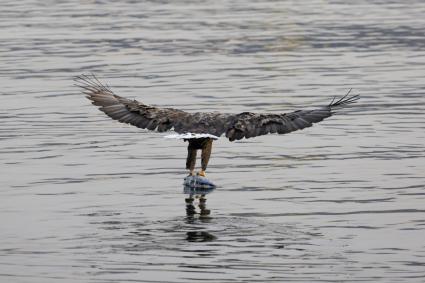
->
[1, 0, 425, 282]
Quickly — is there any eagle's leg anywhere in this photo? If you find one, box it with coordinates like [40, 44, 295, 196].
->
[199, 139, 213, 177]
[186, 146, 197, 176]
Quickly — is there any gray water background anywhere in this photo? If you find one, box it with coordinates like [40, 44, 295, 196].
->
[1, 0, 425, 282]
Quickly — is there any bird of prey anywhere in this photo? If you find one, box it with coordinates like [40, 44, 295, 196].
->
[75, 74, 359, 177]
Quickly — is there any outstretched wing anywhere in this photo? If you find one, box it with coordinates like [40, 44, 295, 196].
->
[75, 74, 359, 141]
[224, 92, 359, 141]
[75, 74, 232, 136]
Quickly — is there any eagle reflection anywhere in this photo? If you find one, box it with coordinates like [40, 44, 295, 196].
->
[184, 183, 215, 216]
[186, 231, 216, 242]
[185, 194, 210, 216]
[184, 195, 217, 242]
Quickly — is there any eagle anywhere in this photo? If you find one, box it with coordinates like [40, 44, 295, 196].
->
[75, 74, 359, 178]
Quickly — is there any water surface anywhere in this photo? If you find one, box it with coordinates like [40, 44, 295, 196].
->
[1, 0, 425, 282]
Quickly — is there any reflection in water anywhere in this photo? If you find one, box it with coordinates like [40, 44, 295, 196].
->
[183, 183, 217, 195]
[186, 231, 216, 242]
[185, 195, 211, 216]
[184, 183, 216, 216]
[185, 212, 217, 242]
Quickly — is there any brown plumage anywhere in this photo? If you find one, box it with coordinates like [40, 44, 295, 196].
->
[75, 74, 359, 142]
[75, 74, 359, 177]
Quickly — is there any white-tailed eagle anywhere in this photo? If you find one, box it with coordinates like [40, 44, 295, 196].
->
[75, 74, 359, 177]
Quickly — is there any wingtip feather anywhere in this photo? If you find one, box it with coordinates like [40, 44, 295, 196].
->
[328, 90, 360, 110]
